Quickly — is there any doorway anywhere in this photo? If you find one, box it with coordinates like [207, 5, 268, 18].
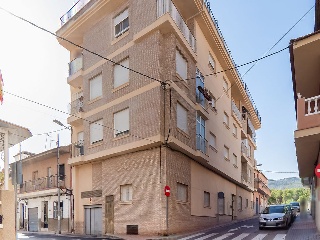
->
[105, 195, 114, 234]
[85, 205, 102, 235]
[256, 197, 259, 214]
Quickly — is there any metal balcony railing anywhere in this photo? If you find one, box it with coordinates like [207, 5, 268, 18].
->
[69, 55, 83, 76]
[196, 134, 207, 154]
[72, 140, 84, 157]
[60, 0, 91, 25]
[157, 0, 196, 52]
[68, 92, 84, 115]
[19, 175, 66, 194]
[232, 101, 242, 122]
[241, 142, 249, 158]
[247, 118, 257, 144]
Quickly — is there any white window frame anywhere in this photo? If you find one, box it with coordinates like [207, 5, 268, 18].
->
[176, 49, 187, 80]
[223, 112, 229, 127]
[120, 184, 132, 202]
[114, 108, 130, 137]
[204, 191, 210, 208]
[89, 74, 102, 100]
[224, 145, 229, 160]
[232, 123, 237, 137]
[114, 9, 129, 38]
[89, 119, 103, 144]
[177, 103, 188, 133]
[233, 153, 237, 166]
[114, 58, 129, 88]
[177, 182, 188, 202]
[209, 132, 216, 150]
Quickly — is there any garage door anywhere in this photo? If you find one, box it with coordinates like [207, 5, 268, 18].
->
[28, 207, 38, 232]
[85, 206, 102, 235]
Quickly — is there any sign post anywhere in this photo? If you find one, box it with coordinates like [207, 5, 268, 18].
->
[164, 185, 170, 236]
[315, 164, 320, 178]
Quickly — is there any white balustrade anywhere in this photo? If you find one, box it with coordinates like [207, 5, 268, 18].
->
[305, 95, 320, 116]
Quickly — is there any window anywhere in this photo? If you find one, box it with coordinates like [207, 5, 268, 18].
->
[248, 168, 251, 182]
[177, 103, 188, 133]
[232, 123, 237, 137]
[224, 145, 229, 160]
[32, 171, 38, 181]
[204, 191, 210, 208]
[59, 164, 65, 181]
[120, 184, 133, 202]
[196, 113, 206, 153]
[90, 119, 103, 144]
[209, 132, 216, 150]
[233, 153, 237, 166]
[177, 183, 188, 202]
[223, 112, 229, 127]
[114, 9, 129, 37]
[248, 144, 252, 158]
[53, 201, 63, 219]
[114, 108, 129, 137]
[196, 69, 205, 107]
[89, 74, 102, 100]
[246, 199, 249, 208]
[114, 58, 129, 88]
[209, 53, 215, 70]
[176, 50, 187, 80]
[223, 77, 228, 92]
[238, 196, 242, 211]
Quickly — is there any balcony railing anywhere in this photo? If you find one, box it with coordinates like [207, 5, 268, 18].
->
[247, 118, 257, 144]
[72, 140, 84, 157]
[232, 101, 242, 122]
[196, 92, 208, 109]
[60, 0, 91, 25]
[68, 92, 84, 115]
[196, 134, 208, 154]
[305, 95, 320, 116]
[69, 55, 83, 76]
[241, 142, 249, 158]
[19, 175, 66, 194]
[157, 0, 196, 52]
[202, 0, 260, 123]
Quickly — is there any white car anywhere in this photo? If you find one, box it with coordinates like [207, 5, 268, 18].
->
[259, 205, 291, 230]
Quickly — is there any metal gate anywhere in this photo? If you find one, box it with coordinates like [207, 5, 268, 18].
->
[28, 207, 38, 232]
[85, 206, 102, 235]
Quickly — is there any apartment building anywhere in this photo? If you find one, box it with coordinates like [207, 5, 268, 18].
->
[253, 168, 270, 215]
[15, 146, 72, 232]
[57, 0, 261, 236]
[290, 0, 320, 231]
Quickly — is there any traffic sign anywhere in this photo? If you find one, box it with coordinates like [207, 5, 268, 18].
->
[315, 164, 320, 178]
[164, 185, 170, 197]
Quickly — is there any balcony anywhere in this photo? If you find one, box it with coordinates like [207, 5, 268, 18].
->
[67, 92, 84, 126]
[232, 101, 242, 123]
[157, 0, 196, 52]
[19, 175, 66, 194]
[72, 140, 84, 158]
[60, 0, 91, 26]
[247, 117, 257, 145]
[196, 134, 208, 155]
[68, 55, 83, 88]
[241, 141, 250, 160]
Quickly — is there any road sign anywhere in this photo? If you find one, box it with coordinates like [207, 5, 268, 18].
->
[164, 185, 170, 197]
[315, 164, 320, 178]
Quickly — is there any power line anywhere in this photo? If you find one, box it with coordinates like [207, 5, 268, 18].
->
[0, 6, 164, 85]
[241, 4, 315, 79]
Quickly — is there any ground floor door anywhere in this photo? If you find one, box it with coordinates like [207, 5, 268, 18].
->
[43, 201, 48, 228]
[231, 194, 236, 220]
[105, 195, 114, 234]
[20, 203, 24, 229]
[28, 207, 38, 232]
[256, 198, 259, 215]
[85, 206, 102, 235]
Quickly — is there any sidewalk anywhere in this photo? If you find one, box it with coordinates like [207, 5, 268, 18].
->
[286, 211, 320, 240]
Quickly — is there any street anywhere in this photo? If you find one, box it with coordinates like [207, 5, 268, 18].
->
[17, 232, 116, 240]
[177, 217, 288, 240]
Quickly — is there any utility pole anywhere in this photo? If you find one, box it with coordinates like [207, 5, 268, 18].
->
[57, 134, 61, 234]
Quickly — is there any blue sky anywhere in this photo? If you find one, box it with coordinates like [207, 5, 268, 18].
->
[0, 1, 315, 180]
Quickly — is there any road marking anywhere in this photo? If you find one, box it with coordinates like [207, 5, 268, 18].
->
[231, 233, 250, 240]
[180, 233, 205, 240]
[251, 234, 267, 240]
[212, 233, 234, 239]
[228, 227, 240, 232]
[195, 233, 218, 240]
[273, 234, 286, 240]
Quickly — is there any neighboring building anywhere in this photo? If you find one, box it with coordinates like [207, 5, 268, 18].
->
[15, 146, 72, 233]
[57, 0, 261, 235]
[253, 168, 270, 215]
[290, 0, 320, 231]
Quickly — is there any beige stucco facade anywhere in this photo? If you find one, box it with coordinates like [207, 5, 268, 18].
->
[57, 0, 262, 236]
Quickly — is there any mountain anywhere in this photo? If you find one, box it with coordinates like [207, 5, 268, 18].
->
[268, 177, 303, 190]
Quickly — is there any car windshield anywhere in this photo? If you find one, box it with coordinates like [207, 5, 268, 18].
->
[262, 206, 285, 214]
[291, 202, 299, 206]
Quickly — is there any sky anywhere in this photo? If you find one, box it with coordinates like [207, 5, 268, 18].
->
[0, 0, 316, 180]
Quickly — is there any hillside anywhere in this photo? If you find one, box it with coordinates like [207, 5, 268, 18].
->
[268, 177, 303, 190]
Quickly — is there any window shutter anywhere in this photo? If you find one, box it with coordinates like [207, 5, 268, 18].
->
[209, 133, 216, 147]
[90, 119, 103, 144]
[90, 74, 102, 100]
[114, 59, 129, 88]
[177, 103, 187, 132]
[114, 108, 129, 136]
[114, 9, 128, 26]
[176, 50, 187, 80]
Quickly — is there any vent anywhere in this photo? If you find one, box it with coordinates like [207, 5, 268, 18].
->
[127, 225, 138, 235]
[81, 190, 102, 199]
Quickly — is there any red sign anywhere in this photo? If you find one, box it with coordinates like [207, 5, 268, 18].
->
[315, 164, 320, 178]
[164, 185, 170, 197]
